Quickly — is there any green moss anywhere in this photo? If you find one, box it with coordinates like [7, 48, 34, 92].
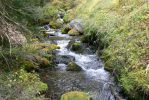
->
[61, 91, 90, 100]
[66, 62, 82, 71]
[63, 14, 71, 23]
[71, 42, 82, 52]
[49, 21, 63, 29]
[68, 28, 80, 36]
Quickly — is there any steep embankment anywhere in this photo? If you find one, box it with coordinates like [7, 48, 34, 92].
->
[75, 0, 149, 99]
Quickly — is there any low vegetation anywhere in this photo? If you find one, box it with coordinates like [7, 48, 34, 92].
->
[0, 69, 48, 99]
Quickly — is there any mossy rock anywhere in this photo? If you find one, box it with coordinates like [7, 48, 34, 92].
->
[71, 42, 82, 52]
[50, 21, 63, 29]
[61, 24, 71, 34]
[66, 62, 82, 71]
[35, 56, 51, 68]
[68, 28, 80, 36]
[36, 43, 60, 51]
[61, 91, 90, 100]
[42, 44, 60, 52]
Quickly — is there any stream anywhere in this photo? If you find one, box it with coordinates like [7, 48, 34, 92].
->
[40, 26, 125, 100]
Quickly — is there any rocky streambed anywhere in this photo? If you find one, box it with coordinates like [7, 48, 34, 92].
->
[39, 24, 126, 100]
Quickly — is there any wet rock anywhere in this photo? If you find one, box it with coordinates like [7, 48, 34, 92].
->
[66, 62, 82, 71]
[67, 40, 93, 54]
[69, 19, 83, 33]
[56, 64, 67, 71]
[55, 55, 75, 64]
[67, 40, 82, 52]
[43, 25, 50, 30]
[45, 31, 56, 36]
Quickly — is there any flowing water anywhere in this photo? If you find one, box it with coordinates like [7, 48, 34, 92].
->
[40, 26, 125, 100]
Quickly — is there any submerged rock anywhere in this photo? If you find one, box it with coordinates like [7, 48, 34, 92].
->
[55, 55, 75, 64]
[66, 62, 82, 71]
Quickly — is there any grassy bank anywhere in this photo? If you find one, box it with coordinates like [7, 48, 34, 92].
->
[76, 0, 149, 99]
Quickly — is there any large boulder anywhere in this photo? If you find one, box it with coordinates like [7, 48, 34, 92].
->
[66, 62, 82, 71]
[69, 19, 83, 33]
